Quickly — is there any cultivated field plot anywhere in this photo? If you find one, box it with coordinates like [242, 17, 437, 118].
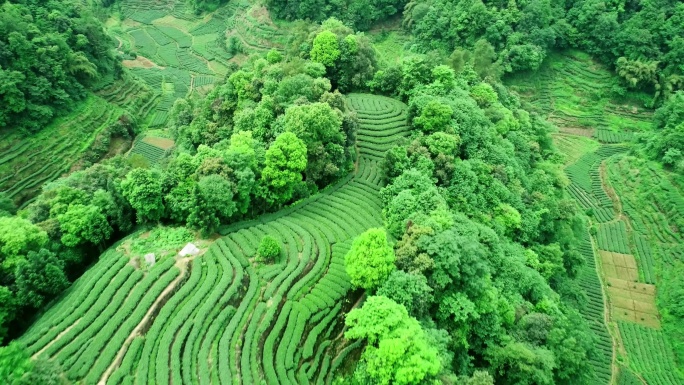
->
[606, 277, 659, 327]
[506, 50, 653, 143]
[111, 0, 294, 128]
[113, 0, 236, 127]
[596, 220, 630, 254]
[606, 156, 684, 283]
[599, 250, 660, 327]
[0, 96, 122, 205]
[599, 251, 639, 282]
[19, 94, 410, 385]
[551, 133, 599, 166]
[619, 322, 681, 385]
[128, 136, 175, 165]
[565, 145, 626, 222]
[575, 226, 613, 384]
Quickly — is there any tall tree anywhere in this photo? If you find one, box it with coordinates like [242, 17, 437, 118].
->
[57, 204, 112, 249]
[120, 168, 165, 223]
[261, 132, 307, 206]
[187, 175, 237, 235]
[14, 249, 69, 309]
[345, 296, 441, 385]
[283, 102, 347, 184]
[345, 228, 396, 291]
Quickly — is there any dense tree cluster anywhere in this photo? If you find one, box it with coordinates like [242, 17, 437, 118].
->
[642, 91, 684, 171]
[403, 0, 683, 98]
[306, 18, 378, 92]
[0, 159, 133, 343]
[343, 63, 594, 383]
[0, 0, 117, 132]
[167, 54, 359, 231]
[0, 19, 375, 341]
[270, 0, 684, 99]
[265, 0, 406, 30]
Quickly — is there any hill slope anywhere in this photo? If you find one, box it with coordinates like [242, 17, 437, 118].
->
[19, 94, 409, 385]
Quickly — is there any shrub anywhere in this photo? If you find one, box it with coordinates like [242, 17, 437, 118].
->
[257, 235, 280, 262]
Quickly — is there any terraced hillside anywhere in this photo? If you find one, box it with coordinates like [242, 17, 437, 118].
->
[564, 144, 683, 385]
[506, 50, 653, 142]
[18, 94, 409, 385]
[531, 52, 683, 384]
[0, 96, 123, 205]
[108, 0, 292, 128]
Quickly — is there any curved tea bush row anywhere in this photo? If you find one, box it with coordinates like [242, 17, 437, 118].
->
[80, 264, 180, 383]
[29, 94, 412, 384]
[21, 250, 124, 350]
[41, 265, 140, 360]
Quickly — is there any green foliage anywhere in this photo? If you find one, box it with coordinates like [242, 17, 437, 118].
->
[376, 270, 433, 318]
[659, 262, 684, 365]
[266, 49, 283, 64]
[257, 235, 280, 262]
[486, 342, 555, 385]
[188, 175, 237, 235]
[413, 101, 453, 133]
[0, 193, 16, 218]
[345, 296, 441, 385]
[469, 83, 498, 108]
[262, 132, 307, 206]
[0, 1, 116, 132]
[58, 204, 112, 247]
[405, 0, 683, 99]
[15, 249, 69, 309]
[0, 217, 47, 262]
[129, 226, 194, 258]
[309, 20, 378, 91]
[0, 343, 32, 384]
[267, 0, 406, 30]
[345, 228, 395, 290]
[644, 92, 684, 172]
[284, 102, 348, 184]
[310, 31, 341, 67]
[121, 168, 165, 223]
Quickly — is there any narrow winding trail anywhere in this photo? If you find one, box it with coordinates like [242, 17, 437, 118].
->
[18, 94, 410, 385]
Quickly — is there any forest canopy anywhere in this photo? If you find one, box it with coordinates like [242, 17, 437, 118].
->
[0, 0, 116, 132]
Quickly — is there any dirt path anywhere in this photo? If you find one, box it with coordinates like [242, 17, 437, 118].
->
[98, 257, 193, 385]
[32, 322, 79, 359]
[597, 157, 651, 385]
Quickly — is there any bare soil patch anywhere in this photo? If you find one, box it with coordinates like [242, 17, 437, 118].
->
[600, 250, 639, 282]
[250, 6, 273, 23]
[123, 56, 159, 69]
[552, 123, 595, 137]
[605, 275, 660, 328]
[142, 136, 175, 150]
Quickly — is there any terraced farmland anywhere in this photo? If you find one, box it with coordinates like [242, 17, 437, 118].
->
[128, 137, 175, 165]
[19, 94, 409, 384]
[0, 96, 123, 205]
[506, 50, 653, 142]
[109, 0, 294, 128]
[558, 132, 683, 383]
[574, 226, 613, 384]
[565, 145, 627, 222]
